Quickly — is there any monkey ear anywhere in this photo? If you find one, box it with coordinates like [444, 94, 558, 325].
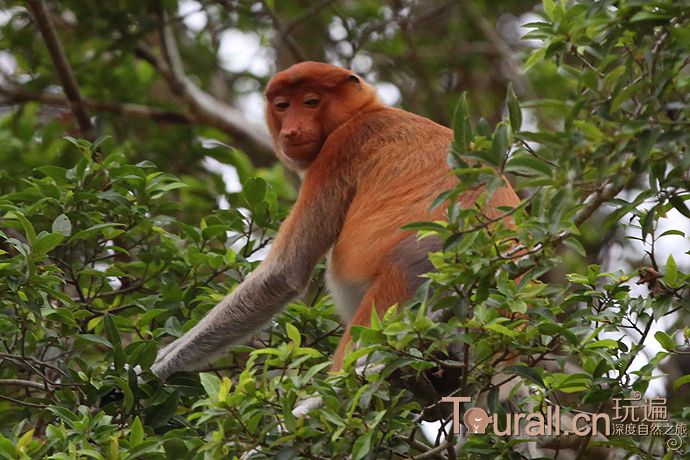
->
[347, 74, 360, 84]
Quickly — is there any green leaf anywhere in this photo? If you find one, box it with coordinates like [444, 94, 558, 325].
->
[69, 223, 126, 242]
[505, 365, 545, 387]
[506, 83, 522, 131]
[630, 10, 672, 22]
[0, 434, 14, 460]
[641, 207, 655, 241]
[4, 211, 36, 245]
[611, 81, 644, 113]
[37, 166, 68, 182]
[476, 117, 492, 137]
[352, 430, 374, 460]
[33, 232, 64, 256]
[400, 221, 447, 232]
[669, 195, 690, 219]
[47, 406, 79, 427]
[654, 331, 675, 352]
[144, 390, 179, 428]
[555, 373, 592, 393]
[91, 135, 111, 152]
[504, 155, 552, 178]
[484, 323, 518, 337]
[673, 374, 690, 391]
[524, 47, 546, 71]
[243, 177, 267, 206]
[343, 345, 383, 370]
[130, 416, 144, 447]
[452, 92, 472, 151]
[659, 229, 685, 238]
[665, 254, 678, 286]
[585, 339, 619, 349]
[52, 214, 72, 236]
[490, 122, 510, 167]
[574, 120, 605, 142]
[563, 237, 586, 257]
[285, 322, 301, 348]
[76, 334, 113, 349]
[199, 373, 221, 399]
[102, 314, 122, 348]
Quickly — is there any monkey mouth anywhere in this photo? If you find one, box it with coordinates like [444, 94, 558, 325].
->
[283, 141, 320, 160]
[285, 140, 319, 148]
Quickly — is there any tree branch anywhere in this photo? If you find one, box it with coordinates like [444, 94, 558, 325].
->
[26, 0, 95, 139]
[282, 0, 339, 35]
[0, 394, 48, 409]
[458, 0, 534, 99]
[0, 85, 193, 124]
[130, 13, 275, 167]
[258, 0, 308, 63]
[0, 378, 46, 390]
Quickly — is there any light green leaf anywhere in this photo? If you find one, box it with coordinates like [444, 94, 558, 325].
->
[655, 331, 675, 352]
[52, 214, 72, 236]
[285, 322, 301, 348]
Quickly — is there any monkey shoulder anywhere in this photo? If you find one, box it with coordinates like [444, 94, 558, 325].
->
[303, 107, 454, 192]
[322, 108, 451, 159]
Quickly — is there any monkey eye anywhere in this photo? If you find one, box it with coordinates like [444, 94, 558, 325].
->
[303, 96, 320, 107]
[274, 100, 289, 110]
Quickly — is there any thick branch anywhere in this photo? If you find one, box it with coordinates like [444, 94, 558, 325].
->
[132, 14, 275, 167]
[0, 86, 193, 124]
[26, 0, 95, 139]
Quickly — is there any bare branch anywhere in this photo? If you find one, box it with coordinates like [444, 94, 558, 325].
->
[131, 14, 275, 167]
[412, 438, 454, 460]
[26, 0, 95, 139]
[0, 85, 193, 124]
[0, 394, 48, 409]
[0, 378, 46, 390]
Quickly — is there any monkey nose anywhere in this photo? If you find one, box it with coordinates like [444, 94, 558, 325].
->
[281, 128, 298, 140]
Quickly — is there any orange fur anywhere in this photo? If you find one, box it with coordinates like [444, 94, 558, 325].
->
[265, 62, 520, 371]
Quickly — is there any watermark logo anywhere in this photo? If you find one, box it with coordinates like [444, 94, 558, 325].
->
[463, 407, 490, 434]
[442, 392, 685, 451]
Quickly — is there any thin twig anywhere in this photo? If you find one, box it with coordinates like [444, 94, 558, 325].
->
[458, 0, 534, 99]
[0, 378, 46, 390]
[259, 0, 308, 63]
[26, 0, 95, 139]
[0, 394, 48, 408]
[412, 437, 453, 459]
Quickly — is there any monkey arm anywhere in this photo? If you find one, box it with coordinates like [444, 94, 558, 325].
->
[150, 266, 302, 380]
[151, 155, 355, 380]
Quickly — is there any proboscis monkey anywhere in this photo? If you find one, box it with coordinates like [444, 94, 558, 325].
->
[151, 61, 520, 380]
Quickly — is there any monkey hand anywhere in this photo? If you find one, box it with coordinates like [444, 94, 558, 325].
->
[150, 292, 265, 381]
[150, 339, 183, 381]
[150, 326, 220, 381]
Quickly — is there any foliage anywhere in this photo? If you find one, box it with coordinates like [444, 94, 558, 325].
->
[0, 0, 689, 459]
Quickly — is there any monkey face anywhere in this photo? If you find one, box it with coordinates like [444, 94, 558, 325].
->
[264, 61, 379, 171]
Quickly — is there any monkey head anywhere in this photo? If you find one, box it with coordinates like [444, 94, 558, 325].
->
[264, 61, 380, 171]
